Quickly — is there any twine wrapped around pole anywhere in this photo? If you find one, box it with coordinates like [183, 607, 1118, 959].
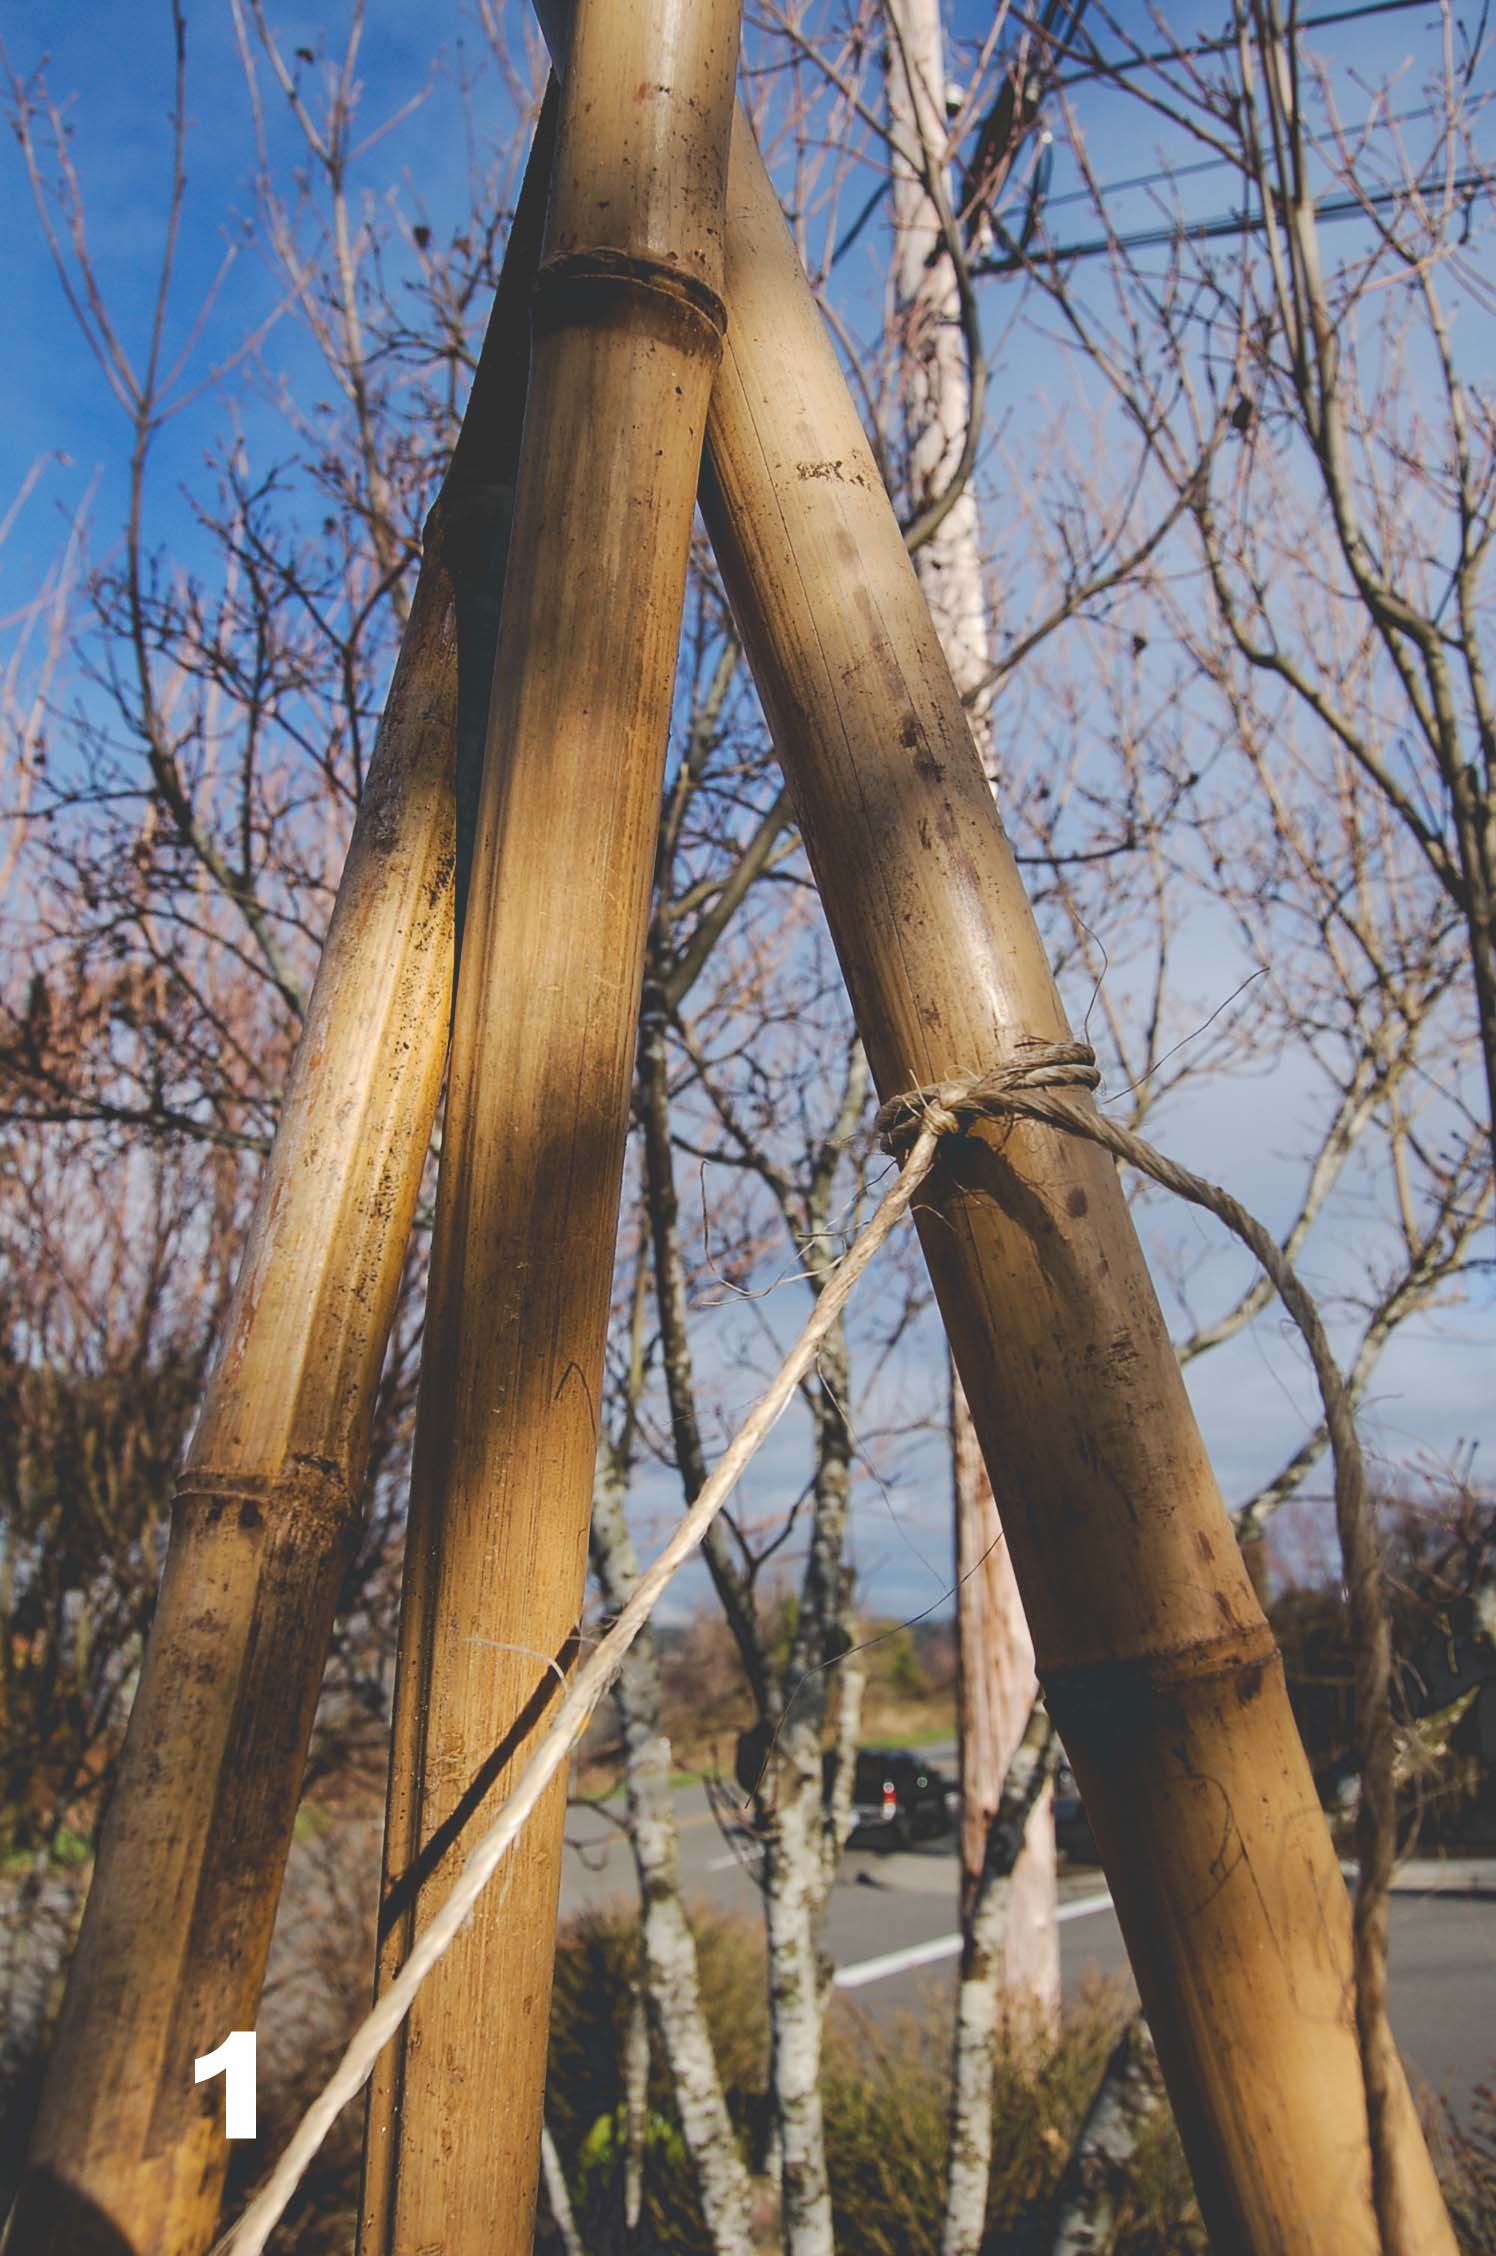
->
[697, 84, 1453, 2244]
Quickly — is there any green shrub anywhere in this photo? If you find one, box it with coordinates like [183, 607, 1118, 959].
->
[540, 1911, 1208, 2255]
[814, 1992, 1204, 2256]
[218, 1895, 1489, 2254]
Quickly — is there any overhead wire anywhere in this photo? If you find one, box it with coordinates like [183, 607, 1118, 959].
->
[826, 3, 1470, 272]
[1051, 0, 1448, 91]
[1038, 99, 1447, 213]
[972, 171, 1493, 276]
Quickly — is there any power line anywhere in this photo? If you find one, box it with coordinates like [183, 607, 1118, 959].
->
[828, 15, 1455, 273]
[1039, 99, 1445, 214]
[1052, 0, 1442, 93]
[972, 169, 1492, 276]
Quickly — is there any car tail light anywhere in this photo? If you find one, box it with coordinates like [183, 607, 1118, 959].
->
[882, 1781, 896, 1815]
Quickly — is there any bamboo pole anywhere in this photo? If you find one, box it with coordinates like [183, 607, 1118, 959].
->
[694, 114, 1456, 2256]
[0, 100, 558, 2256]
[355, 7, 740, 2251]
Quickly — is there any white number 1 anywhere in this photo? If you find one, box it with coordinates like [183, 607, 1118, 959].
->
[194, 2030, 257, 2139]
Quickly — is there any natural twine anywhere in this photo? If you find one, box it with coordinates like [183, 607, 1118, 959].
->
[219, 1039, 1400, 2255]
[872, 1037, 1102, 1145]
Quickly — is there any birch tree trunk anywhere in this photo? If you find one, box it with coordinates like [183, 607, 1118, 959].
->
[761, 1770, 833, 2256]
[1048, 2016, 1168, 2256]
[622, 1977, 649, 2240]
[885, 0, 1060, 2030]
[949, 1391, 1059, 2018]
[758, 1303, 856, 2256]
[885, 0, 994, 714]
[3, 98, 557, 2256]
[541, 2123, 586, 2256]
[589, 1456, 755, 2256]
[944, 1702, 1058, 2256]
[358, 8, 740, 2248]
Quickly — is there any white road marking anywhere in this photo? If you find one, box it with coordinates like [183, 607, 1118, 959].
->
[1054, 1890, 1115, 1924]
[833, 1933, 960, 1990]
[831, 1890, 1114, 1992]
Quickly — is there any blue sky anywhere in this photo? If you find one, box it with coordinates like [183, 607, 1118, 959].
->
[4, 0, 1491, 1623]
[0, 0, 543, 603]
[5, 0, 1473, 569]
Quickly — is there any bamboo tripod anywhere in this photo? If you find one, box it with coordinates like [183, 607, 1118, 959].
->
[3, 1, 1459, 2252]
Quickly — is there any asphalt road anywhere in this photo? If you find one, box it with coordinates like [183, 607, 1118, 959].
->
[558, 1776, 1496, 2124]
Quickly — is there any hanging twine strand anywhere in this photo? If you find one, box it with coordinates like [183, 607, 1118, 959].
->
[880, 1037, 1401, 2247]
[218, 1037, 1400, 2254]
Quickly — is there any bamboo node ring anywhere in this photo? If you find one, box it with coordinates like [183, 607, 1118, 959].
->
[875, 1040, 1100, 1152]
[533, 248, 728, 345]
[171, 1468, 354, 1548]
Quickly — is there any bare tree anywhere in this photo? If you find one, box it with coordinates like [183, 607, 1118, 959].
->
[588, 1223, 756, 2256]
[1009, 0, 1496, 1176]
[641, 982, 872, 2256]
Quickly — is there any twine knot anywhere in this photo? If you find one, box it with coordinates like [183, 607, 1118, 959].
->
[874, 1040, 1100, 1153]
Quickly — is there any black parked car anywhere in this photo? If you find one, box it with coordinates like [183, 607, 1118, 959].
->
[846, 1748, 953, 1850]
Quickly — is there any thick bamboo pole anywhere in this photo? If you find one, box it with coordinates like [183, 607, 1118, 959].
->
[695, 116, 1455, 2256]
[356, 8, 739, 2252]
[0, 103, 558, 2256]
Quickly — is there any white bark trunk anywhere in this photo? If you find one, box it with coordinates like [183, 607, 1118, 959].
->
[943, 1907, 1005, 2256]
[953, 1380, 1060, 2023]
[764, 1768, 835, 2256]
[541, 2121, 585, 2256]
[1048, 2017, 1167, 2256]
[820, 1640, 866, 1905]
[623, 1974, 649, 2237]
[885, 0, 1060, 2025]
[590, 1462, 755, 2256]
[760, 1305, 856, 2256]
[942, 1702, 1057, 2256]
[886, 0, 992, 724]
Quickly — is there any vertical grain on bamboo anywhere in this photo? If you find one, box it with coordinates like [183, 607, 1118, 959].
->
[0, 105, 558, 2256]
[697, 109, 1456, 2256]
[356, 8, 740, 2252]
